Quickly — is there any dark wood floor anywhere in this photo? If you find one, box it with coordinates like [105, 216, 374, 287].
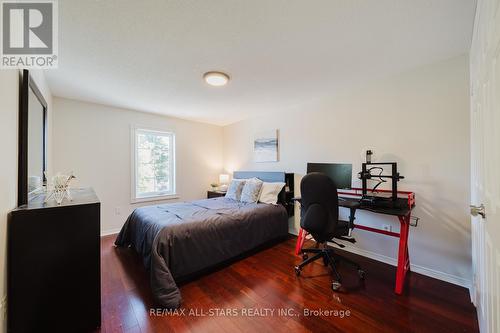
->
[98, 235, 478, 333]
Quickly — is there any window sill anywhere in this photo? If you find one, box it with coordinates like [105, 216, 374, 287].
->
[131, 194, 179, 204]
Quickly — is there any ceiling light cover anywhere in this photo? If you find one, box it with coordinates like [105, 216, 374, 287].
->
[204, 71, 230, 86]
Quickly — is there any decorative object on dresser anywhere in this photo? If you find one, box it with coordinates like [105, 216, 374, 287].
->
[44, 171, 76, 204]
[254, 129, 279, 162]
[207, 190, 226, 199]
[7, 188, 101, 333]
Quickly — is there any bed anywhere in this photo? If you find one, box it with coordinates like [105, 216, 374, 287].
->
[114, 171, 289, 308]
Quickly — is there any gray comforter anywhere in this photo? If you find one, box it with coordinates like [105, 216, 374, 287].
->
[115, 197, 288, 308]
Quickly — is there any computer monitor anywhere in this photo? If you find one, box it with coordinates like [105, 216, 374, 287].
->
[306, 163, 353, 189]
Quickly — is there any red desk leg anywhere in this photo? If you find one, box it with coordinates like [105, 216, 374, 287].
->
[295, 228, 305, 255]
[395, 214, 411, 294]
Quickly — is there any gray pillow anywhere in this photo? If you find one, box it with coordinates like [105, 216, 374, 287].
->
[240, 178, 264, 203]
[225, 179, 246, 200]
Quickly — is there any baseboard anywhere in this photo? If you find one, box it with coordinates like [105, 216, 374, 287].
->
[336, 242, 471, 289]
[100, 228, 121, 237]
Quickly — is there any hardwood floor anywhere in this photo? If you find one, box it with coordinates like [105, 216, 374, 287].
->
[98, 235, 478, 333]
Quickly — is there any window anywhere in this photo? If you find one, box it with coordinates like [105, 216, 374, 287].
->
[132, 127, 176, 202]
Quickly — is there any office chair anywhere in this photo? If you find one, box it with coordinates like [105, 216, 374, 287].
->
[294, 172, 365, 291]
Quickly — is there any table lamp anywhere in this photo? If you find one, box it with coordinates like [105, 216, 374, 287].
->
[219, 174, 230, 192]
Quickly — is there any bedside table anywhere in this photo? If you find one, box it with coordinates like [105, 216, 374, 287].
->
[207, 190, 226, 199]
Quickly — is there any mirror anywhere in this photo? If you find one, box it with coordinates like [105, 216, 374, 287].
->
[18, 70, 47, 206]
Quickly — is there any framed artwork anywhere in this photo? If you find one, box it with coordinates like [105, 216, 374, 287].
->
[254, 129, 279, 162]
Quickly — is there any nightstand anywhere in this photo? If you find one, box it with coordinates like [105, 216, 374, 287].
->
[207, 190, 226, 199]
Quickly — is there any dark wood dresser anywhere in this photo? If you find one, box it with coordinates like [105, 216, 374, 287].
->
[7, 188, 101, 333]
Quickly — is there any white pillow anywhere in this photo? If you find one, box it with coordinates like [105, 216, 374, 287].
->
[258, 182, 286, 204]
[225, 179, 246, 201]
[240, 178, 264, 203]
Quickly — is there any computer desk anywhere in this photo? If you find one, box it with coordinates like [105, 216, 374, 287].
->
[294, 188, 416, 295]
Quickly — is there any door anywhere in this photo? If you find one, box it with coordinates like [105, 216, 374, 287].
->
[470, 0, 500, 332]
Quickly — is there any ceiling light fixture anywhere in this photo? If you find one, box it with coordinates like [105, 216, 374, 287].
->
[203, 71, 230, 86]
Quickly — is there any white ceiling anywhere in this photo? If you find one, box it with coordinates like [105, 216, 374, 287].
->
[46, 0, 476, 126]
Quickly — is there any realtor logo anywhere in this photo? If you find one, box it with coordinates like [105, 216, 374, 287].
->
[1, 0, 58, 68]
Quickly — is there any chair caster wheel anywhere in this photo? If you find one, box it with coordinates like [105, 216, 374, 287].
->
[294, 266, 301, 276]
[302, 253, 308, 260]
[332, 281, 342, 291]
[358, 269, 365, 279]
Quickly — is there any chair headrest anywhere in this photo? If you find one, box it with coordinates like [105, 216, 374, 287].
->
[300, 172, 338, 206]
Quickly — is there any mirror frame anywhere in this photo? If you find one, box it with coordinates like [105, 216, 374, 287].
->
[18, 69, 48, 206]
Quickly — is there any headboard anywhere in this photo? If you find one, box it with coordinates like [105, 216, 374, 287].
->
[233, 171, 285, 183]
[233, 171, 287, 205]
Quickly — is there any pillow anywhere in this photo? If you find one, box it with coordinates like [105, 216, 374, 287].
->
[258, 182, 286, 204]
[240, 178, 264, 203]
[225, 179, 246, 201]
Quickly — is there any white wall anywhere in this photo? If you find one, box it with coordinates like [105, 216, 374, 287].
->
[223, 55, 471, 286]
[0, 70, 19, 333]
[0, 69, 52, 333]
[52, 98, 224, 235]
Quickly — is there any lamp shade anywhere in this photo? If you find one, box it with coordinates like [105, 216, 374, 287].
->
[219, 174, 230, 184]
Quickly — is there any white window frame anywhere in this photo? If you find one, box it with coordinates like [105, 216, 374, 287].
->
[131, 126, 177, 203]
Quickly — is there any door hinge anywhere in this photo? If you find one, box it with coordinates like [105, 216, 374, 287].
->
[470, 204, 486, 218]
